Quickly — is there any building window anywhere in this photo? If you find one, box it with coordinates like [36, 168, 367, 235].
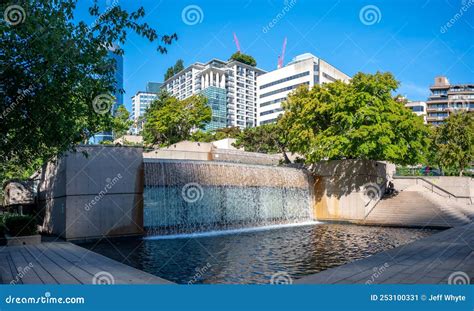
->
[259, 82, 309, 98]
[260, 108, 283, 116]
[259, 71, 310, 89]
[260, 118, 278, 125]
[260, 97, 287, 108]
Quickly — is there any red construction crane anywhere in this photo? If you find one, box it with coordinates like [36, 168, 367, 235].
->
[233, 32, 241, 52]
[277, 37, 287, 69]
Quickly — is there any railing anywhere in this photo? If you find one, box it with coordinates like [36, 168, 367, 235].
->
[393, 176, 472, 204]
[362, 184, 386, 220]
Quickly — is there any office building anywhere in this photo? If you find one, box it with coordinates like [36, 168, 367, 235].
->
[163, 59, 266, 130]
[108, 49, 124, 115]
[89, 46, 124, 144]
[405, 101, 427, 123]
[256, 53, 350, 125]
[426, 76, 474, 125]
[131, 91, 159, 134]
[131, 91, 158, 121]
[146, 82, 162, 94]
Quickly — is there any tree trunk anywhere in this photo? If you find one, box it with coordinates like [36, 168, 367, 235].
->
[282, 150, 291, 164]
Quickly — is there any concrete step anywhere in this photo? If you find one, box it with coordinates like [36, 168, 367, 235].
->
[364, 190, 471, 228]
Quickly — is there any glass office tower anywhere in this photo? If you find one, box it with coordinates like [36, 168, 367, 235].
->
[200, 86, 228, 131]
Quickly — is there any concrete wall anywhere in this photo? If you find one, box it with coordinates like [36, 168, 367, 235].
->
[393, 176, 473, 203]
[142, 140, 283, 166]
[211, 150, 281, 166]
[312, 160, 394, 222]
[38, 146, 144, 241]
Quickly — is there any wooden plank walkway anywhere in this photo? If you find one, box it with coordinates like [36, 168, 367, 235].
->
[0, 241, 173, 284]
[296, 222, 474, 284]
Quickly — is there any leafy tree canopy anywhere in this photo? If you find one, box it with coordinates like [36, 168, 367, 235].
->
[431, 112, 473, 176]
[111, 105, 133, 139]
[280, 72, 430, 165]
[190, 126, 241, 142]
[142, 92, 211, 146]
[229, 52, 257, 67]
[164, 59, 184, 80]
[0, 0, 176, 183]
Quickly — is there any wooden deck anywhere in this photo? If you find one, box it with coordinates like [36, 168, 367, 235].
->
[0, 241, 172, 284]
[296, 222, 474, 284]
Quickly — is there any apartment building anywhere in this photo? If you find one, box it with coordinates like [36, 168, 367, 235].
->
[163, 59, 266, 130]
[256, 53, 350, 125]
[405, 101, 427, 123]
[426, 76, 474, 125]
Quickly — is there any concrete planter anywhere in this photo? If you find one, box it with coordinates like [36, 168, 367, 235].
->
[6, 234, 41, 246]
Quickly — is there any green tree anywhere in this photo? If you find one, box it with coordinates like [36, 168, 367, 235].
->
[164, 59, 184, 80]
[229, 52, 257, 67]
[142, 92, 211, 146]
[190, 126, 242, 143]
[280, 72, 430, 165]
[234, 123, 291, 163]
[173, 59, 184, 74]
[111, 105, 133, 139]
[432, 112, 474, 176]
[0, 0, 176, 183]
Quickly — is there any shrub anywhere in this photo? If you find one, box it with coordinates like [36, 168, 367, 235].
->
[0, 223, 5, 238]
[5, 215, 37, 237]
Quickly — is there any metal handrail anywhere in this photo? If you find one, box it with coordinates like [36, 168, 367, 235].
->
[393, 176, 471, 199]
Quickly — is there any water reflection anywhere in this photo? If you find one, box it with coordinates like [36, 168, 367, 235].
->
[80, 223, 437, 284]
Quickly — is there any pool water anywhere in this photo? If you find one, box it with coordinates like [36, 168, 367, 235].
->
[80, 223, 438, 284]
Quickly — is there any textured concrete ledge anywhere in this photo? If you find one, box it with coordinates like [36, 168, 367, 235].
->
[295, 223, 474, 284]
[144, 160, 313, 189]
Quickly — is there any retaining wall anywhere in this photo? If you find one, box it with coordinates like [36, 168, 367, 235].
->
[38, 146, 144, 241]
[312, 160, 395, 222]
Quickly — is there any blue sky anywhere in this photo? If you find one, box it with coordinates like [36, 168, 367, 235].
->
[76, 0, 474, 111]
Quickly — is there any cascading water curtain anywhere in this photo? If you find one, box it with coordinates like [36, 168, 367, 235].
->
[143, 160, 313, 236]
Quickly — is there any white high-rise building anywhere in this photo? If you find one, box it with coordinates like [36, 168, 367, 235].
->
[163, 59, 266, 129]
[131, 91, 158, 134]
[131, 91, 158, 120]
[256, 53, 350, 125]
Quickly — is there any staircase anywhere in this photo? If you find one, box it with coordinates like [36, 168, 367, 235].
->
[362, 184, 473, 228]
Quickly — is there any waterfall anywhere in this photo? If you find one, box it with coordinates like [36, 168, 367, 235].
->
[143, 160, 313, 236]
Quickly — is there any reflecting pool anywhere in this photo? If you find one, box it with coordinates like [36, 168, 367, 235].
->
[80, 223, 438, 284]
